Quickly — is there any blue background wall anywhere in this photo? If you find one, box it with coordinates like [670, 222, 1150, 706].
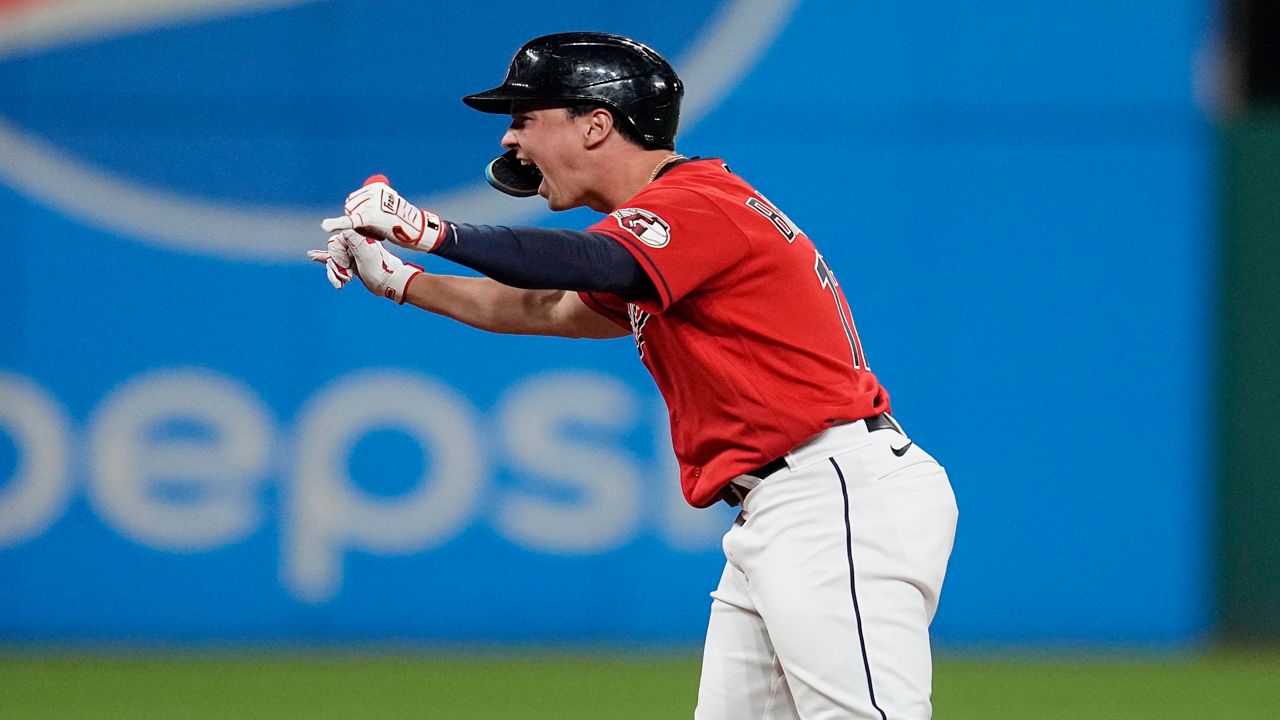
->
[0, 0, 1215, 645]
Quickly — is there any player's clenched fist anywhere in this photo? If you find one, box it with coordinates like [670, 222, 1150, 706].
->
[321, 175, 447, 252]
[306, 231, 356, 289]
[308, 230, 423, 304]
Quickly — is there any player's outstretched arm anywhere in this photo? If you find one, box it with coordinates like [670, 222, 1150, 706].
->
[308, 230, 626, 340]
[404, 274, 628, 339]
[322, 178, 653, 300]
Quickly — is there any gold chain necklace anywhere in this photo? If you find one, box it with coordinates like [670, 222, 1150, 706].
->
[647, 153, 686, 183]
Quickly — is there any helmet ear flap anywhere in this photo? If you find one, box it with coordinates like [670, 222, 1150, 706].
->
[484, 148, 543, 197]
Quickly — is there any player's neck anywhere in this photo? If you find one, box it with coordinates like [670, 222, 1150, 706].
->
[585, 147, 683, 213]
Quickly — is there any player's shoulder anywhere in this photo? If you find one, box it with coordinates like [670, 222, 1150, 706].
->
[597, 157, 772, 247]
[630, 157, 761, 212]
[653, 156, 752, 191]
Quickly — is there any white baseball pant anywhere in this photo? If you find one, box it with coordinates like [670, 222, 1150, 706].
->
[695, 417, 958, 719]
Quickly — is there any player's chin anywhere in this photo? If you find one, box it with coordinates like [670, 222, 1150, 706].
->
[542, 188, 571, 212]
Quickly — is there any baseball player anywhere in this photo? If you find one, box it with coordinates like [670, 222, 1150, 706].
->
[309, 32, 957, 719]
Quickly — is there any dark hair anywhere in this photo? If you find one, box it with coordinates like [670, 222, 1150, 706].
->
[565, 103, 673, 150]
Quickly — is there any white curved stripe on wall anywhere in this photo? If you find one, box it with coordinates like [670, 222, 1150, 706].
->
[0, 0, 328, 60]
[0, 0, 800, 262]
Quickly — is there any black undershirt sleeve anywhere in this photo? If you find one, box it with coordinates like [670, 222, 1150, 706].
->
[432, 222, 654, 301]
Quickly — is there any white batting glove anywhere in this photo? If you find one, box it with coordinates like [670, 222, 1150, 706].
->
[336, 229, 423, 304]
[306, 232, 356, 289]
[320, 174, 447, 253]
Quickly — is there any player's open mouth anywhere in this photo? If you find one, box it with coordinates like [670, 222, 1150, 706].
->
[522, 159, 545, 190]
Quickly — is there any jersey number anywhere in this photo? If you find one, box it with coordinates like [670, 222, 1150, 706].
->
[814, 252, 867, 370]
[748, 193, 867, 370]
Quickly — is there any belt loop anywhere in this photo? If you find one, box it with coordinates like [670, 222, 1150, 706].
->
[883, 413, 904, 435]
[721, 482, 748, 507]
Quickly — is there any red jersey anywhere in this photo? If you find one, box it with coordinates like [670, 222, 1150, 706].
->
[578, 159, 889, 507]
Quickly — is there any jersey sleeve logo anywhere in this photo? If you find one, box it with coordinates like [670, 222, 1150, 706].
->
[612, 208, 671, 248]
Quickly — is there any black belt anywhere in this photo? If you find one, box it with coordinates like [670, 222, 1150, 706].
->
[720, 413, 899, 507]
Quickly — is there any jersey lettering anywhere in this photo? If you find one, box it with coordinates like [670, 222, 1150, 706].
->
[745, 194, 800, 243]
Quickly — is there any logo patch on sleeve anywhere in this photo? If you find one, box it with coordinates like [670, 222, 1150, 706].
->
[612, 208, 671, 248]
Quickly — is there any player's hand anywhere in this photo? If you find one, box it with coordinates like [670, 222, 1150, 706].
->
[306, 232, 356, 289]
[312, 230, 423, 304]
[320, 175, 447, 253]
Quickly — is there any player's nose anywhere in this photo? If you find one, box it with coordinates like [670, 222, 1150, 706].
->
[501, 128, 518, 150]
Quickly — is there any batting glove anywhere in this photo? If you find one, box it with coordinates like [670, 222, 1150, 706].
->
[306, 232, 356, 289]
[321, 175, 447, 253]
[310, 230, 423, 304]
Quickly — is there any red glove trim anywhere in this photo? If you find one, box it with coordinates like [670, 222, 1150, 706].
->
[398, 268, 424, 305]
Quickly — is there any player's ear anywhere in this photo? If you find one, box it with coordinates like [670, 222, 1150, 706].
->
[582, 107, 614, 149]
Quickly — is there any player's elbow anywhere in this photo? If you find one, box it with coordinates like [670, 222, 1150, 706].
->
[519, 289, 571, 335]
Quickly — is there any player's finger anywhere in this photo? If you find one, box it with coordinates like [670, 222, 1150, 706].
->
[306, 249, 330, 264]
[337, 229, 373, 254]
[325, 243, 344, 264]
[338, 229, 367, 251]
[332, 254, 352, 278]
[363, 174, 389, 187]
[331, 230, 361, 255]
[321, 216, 353, 232]
[344, 187, 374, 208]
[325, 260, 347, 289]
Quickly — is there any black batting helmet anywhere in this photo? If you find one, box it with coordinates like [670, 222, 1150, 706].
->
[463, 32, 684, 149]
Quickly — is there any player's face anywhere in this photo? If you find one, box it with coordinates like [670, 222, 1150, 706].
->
[501, 105, 592, 211]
